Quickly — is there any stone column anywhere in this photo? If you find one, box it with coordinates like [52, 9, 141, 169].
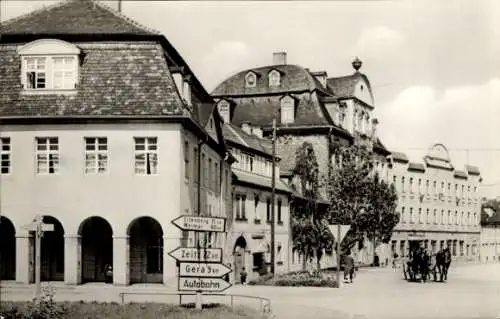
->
[15, 235, 32, 284]
[163, 235, 180, 287]
[64, 234, 81, 285]
[113, 236, 129, 286]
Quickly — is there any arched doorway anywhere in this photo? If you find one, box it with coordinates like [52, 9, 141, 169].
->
[128, 217, 163, 284]
[233, 236, 247, 284]
[0, 216, 16, 280]
[36, 216, 64, 281]
[79, 217, 113, 283]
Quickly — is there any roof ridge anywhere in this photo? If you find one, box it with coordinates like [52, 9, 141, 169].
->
[93, 0, 161, 35]
[0, 0, 68, 28]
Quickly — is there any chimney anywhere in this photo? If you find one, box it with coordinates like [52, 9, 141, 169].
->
[273, 52, 287, 65]
[252, 126, 263, 139]
[104, 0, 123, 13]
[241, 121, 252, 135]
[310, 71, 328, 88]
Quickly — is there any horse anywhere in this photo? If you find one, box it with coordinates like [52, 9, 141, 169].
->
[436, 248, 452, 282]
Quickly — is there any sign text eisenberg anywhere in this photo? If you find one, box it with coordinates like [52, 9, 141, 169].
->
[172, 215, 225, 233]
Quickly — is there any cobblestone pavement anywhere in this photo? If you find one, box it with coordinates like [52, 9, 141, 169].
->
[227, 263, 500, 319]
[2, 263, 499, 319]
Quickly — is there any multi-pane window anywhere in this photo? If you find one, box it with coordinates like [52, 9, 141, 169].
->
[84, 137, 107, 173]
[409, 208, 413, 224]
[193, 146, 198, 182]
[1, 137, 11, 174]
[254, 195, 260, 221]
[36, 137, 59, 174]
[425, 209, 430, 224]
[401, 177, 405, 193]
[433, 181, 437, 194]
[234, 194, 246, 220]
[184, 141, 189, 180]
[418, 179, 422, 193]
[418, 208, 422, 224]
[203, 154, 208, 187]
[134, 137, 158, 175]
[214, 162, 219, 193]
[425, 180, 429, 193]
[454, 211, 458, 225]
[467, 212, 470, 225]
[409, 178, 414, 193]
[433, 209, 437, 224]
[447, 210, 451, 225]
[52, 57, 75, 89]
[25, 57, 46, 89]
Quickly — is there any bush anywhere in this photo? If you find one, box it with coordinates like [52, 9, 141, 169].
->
[248, 272, 337, 287]
[0, 286, 65, 319]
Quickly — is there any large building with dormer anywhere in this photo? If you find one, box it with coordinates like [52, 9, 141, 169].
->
[212, 53, 391, 267]
[0, 0, 232, 287]
[388, 144, 482, 263]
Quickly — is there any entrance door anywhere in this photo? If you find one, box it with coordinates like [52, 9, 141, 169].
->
[234, 247, 245, 284]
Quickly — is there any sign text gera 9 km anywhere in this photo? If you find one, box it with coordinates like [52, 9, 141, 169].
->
[171, 215, 226, 233]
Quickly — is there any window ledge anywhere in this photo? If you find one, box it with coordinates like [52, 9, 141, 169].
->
[235, 218, 248, 222]
[21, 89, 78, 96]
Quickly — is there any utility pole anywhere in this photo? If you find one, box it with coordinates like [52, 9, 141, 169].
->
[270, 119, 277, 276]
[336, 224, 341, 287]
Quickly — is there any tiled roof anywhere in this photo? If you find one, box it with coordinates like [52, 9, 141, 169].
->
[465, 165, 481, 176]
[0, 0, 158, 36]
[326, 72, 371, 99]
[408, 162, 425, 172]
[453, 170, 468, 179]
[232, 169, 293, 193]
[391, 152, 409, 163]
[211, 64, 330, 97]
[0, 43, 186, 117]
[223, 123, 273, 158]
[229, 94, 331, 128]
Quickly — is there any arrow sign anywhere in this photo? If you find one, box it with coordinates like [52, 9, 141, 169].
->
[171, 215, 226, 232]
[328, 224, 351, 244]
[178, 277, 232, 292]
[179, 262, 232, 278]
[168, 247, 223, 263]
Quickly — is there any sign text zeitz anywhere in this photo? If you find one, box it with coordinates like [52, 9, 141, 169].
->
[168, 247, 222, 263]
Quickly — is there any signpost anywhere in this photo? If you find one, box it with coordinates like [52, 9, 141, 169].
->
[170, 215, 231, 310]
[22, 215, 54, 302]
[171, 215, 226, 233]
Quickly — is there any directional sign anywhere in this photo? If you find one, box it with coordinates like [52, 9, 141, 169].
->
[171, 215, 226, 233]
[179, 262, 231, 278]
[169, 247, 223, 263]
[328, 224, 351, 244]
[178, 277, 232, 292]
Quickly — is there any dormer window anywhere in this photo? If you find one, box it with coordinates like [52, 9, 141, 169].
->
[268, 69, 281, 86]
[280, 95, 295, 124]
[245, 72, 257, 88]
[18, 39, 80, 93]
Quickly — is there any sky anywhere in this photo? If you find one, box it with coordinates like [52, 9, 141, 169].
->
[1, 0, 500, 197]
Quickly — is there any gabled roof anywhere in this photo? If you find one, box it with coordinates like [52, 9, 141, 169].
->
[223, 123, 274, 159]
[465, 165, 481, 176]
[0, 43, 186, 117]
[212, 64, 330, 97]
[391, 151, 409, 163]
[0, 0, 158, 36]
[232, 169, 293, 194]
[326, 72, 372, 99]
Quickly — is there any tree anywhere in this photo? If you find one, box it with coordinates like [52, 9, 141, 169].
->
[326, 143, 399, 257]
[291, 141, 334, 271]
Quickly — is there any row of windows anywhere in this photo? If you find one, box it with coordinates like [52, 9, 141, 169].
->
[231, 148, 273, 177]
[393, 239, 476, 257]
[1, 136, 160, 175]
[234, 194, 283, 224]
[183, 141, 224, 194]
[393, 175, 478, 199]
[399, 206, 478, 226]
[245, 70, 281, 88]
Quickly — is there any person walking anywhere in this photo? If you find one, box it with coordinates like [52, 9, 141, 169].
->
[343, 252, 355, 283]
[240, 267, 248, 285]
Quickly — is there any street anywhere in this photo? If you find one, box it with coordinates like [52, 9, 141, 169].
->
[229, 263, 500, 319]
[1, 263, 499, 319]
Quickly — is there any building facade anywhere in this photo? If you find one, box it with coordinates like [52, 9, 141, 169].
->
[480, 207, 500, 263]
[388, 144, 482, 263]
[0, 0, 232, 287]
[212, 53, 391, 268]
[221, 122, 300, 283]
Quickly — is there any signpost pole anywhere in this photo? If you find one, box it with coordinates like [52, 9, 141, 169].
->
[270, 118, 276, 276]
[35, 220, 42, 301]
[336, 223, 341, 288]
